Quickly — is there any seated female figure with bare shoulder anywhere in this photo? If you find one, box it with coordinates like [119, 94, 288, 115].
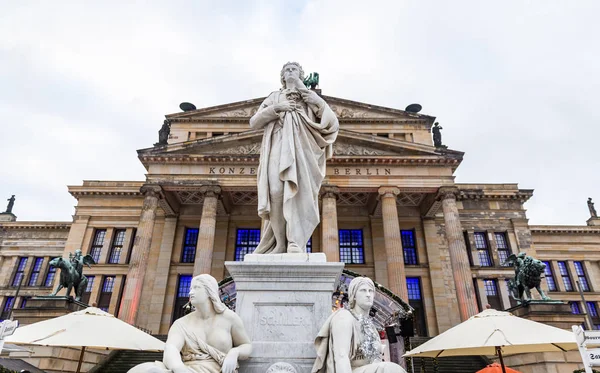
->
[128, 274, 252, 373]
[312, 277, 406, 373]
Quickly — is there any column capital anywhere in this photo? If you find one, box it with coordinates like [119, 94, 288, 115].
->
[437, 186, 460, 201]
[140, 184, 162, 198]
[320, 185, 340, 199]
[199, 185, 222, 199]
[378, 186, 400, 198]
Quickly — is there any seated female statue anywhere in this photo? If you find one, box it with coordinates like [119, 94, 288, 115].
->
[312, 277, 406, 373]
[128, 274, 252, 373]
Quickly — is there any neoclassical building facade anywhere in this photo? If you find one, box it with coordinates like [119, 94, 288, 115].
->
[1, 93, 600, 338]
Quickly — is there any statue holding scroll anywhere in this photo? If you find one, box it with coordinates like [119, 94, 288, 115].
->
[250, 62, 339, 254]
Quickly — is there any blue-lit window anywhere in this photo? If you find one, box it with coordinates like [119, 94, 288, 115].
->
[474, 233, 492, 267]
[558, 262, 573, 291]
[495, 233, 511, 266]
[108, 229, 126, 264]
[86, 276, 95, 293]
[90, 229, 106, 263]
[406, 278, 422, 300]
[543, 261, 557, 291]
[587, 302, 598, 317]
[306, 238, 312, 253]
[181, 228, 199, 263]
[401, 230, 418, 265]
[484, 279, 498, 296]
[178, 275, 193, 298]
[339, 230, 365, 264]
[173, 275, 193, 322]
[235, 229, 261, 261]
[574, 262, 590, 292]
[12, 257, 28, 286]
[44, 264, 56, 287]
[570, 301, 581, 314]
[1, 297, 15, 320]
[102, 276, 115, 293]
[20, 297, 30, 308]
[28, 257, 44, 286]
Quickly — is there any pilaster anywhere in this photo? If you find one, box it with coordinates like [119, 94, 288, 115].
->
[498, 277, 512, 310]
[320, 185, 340, 262]
[194, 186, 221, 276]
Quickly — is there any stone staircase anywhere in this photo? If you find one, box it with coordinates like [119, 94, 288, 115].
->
[408, 337, 490, 373]
[90, 335, 490, 373]
[89, 335, 167, 373]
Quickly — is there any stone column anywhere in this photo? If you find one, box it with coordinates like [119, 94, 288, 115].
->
[194, 186, 221, 276]
[119, 185, 161, 324]
[378, 187, 408, 301]
[439, 187, 478, 321]
[320, 186, 340, 262]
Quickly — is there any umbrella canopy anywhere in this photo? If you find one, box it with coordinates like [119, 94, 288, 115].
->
[404, 309, 577, 358]
[477, 363, 522, 373]
[6, 307, 164, 350]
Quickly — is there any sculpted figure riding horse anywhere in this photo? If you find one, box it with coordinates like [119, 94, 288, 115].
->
[504, 252, 551, 304]
[49, 249, 96, 302]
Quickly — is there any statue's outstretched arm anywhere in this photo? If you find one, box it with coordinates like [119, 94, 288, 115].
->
[222, 310, 253, 373]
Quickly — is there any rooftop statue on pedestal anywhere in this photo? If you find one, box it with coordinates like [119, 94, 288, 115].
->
[431, 122, 446, 149]
[5, 195, 15, 213]
[49, 249, 96, 302]
[589, 197, 598, 218]
[504, 252, 551, 304]
[155, 119, 171, 146]
[312, 277, 406, 373]
[251, 62, 339, 254]
[128, 274, 252, 373]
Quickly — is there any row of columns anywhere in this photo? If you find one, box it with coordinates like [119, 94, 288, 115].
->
[119, 183, 478, 325]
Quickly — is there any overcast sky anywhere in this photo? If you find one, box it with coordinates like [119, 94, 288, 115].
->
[1, 1, 598, 225]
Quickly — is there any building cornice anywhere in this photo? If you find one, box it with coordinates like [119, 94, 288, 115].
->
[0, 222, 71, 230]
[530, 226, 600, 234]
[457, 189, 534, 203]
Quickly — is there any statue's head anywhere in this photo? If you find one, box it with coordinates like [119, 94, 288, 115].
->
[189, 274, 226, 314]
[74, 249, 82, 256]
[280, 62, 305, 87]
[348, 277, 375, 311]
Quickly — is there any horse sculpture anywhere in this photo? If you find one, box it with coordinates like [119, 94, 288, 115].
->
[49, 257, 91, 302]
[505, 253, 551, 304]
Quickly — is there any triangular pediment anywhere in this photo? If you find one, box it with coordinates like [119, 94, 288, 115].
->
[165, 95, 434, 123]
[139, 129, 452, 160]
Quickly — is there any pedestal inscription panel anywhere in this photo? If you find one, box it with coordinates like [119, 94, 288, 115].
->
[254, 304, 314, 342]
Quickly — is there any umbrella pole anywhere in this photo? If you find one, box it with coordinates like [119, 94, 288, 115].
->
[496, 346, 507, 373]
[76, 346, 86, 373]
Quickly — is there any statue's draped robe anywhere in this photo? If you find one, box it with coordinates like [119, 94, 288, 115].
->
[250, 89, 339, 253]
[129, 316, 228, 373]
[312, 310, 406, 373]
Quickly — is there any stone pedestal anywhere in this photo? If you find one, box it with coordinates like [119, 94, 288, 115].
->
[587, 217, 600, 226]
[9, 296, 109, 373]
[0, 212, 16, 222]
[508, 300, 586, 330]
[501, 301, 585, 373]
[11, 296, 88, 326]
[226, 253, 344, 373]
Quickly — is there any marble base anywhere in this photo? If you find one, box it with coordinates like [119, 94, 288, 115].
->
[0, 212, 16, 222]
[226, 254, 344, 373]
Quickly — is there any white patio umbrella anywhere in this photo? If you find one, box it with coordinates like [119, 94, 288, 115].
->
[404, 309, 578, 373]
[5, 307, 164, 372]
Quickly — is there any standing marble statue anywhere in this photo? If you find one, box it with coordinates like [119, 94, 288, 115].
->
[250, 62, 339, 254]
[313, 277, 406, 373]
[128, 274, 252, 373]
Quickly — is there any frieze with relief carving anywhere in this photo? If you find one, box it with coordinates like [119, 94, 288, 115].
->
[210, 143, 261, 155]
[333, 143, 391, 156]
[329, 105, 391, 119]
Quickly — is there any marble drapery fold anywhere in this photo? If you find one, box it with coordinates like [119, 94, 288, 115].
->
[250, 89, 339, 253]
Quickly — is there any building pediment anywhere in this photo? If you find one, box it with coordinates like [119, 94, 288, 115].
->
[139, 129, 460, 166]
[165, 95, 434, 124]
